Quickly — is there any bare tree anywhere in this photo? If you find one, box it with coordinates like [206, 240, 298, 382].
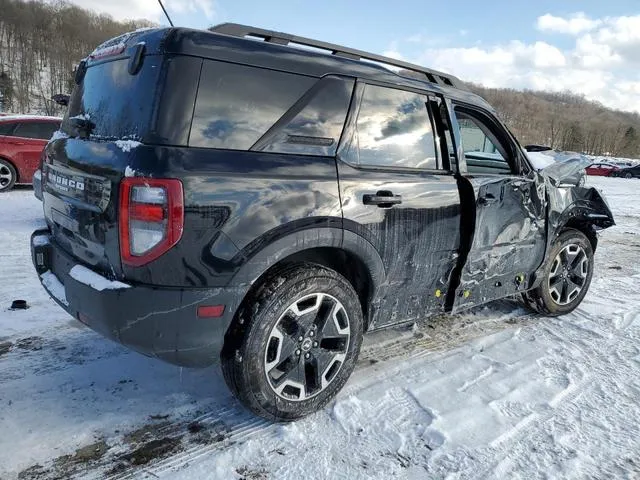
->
[0, 0, 154, 114]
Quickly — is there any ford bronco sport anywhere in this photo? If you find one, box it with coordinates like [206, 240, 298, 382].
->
[31, 24, 614, 420]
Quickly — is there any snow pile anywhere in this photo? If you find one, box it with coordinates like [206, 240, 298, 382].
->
[69, 113, 90, 121]
[124, 166, 136, 177]
[49, 130, 68, 142]
[69, 265, 130, 291]
[526, 151, 556, 169]
[115, 140, 142, 153]
[39, 271, 68, 306]
[31, 234, 49, 247]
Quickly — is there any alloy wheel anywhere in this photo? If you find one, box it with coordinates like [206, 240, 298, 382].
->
[264, 293, 350, 401]
[0, 163, 14, 190]
[548, 244, 589, 306]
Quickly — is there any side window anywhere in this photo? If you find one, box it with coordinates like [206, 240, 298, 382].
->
[454, 109, 513, 175]
[352, 84, 439, 169]
[0, 122, 17, 136]
[190, 60, 314, 150]
[256, 76, 354, 156]
[13, 122, 58, 140]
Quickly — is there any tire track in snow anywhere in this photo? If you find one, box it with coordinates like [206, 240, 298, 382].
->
[95, 308, 536, 479]
[474, 302, 640, 479]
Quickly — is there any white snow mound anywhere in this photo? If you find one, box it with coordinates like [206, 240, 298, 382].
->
[526, 151, 556, 170]
[69, 265, 130, 291]
[115, 140, 142, 153]
[40, 271, 68, 306]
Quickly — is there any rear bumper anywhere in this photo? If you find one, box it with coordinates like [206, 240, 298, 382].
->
[30, 228, 246, 367]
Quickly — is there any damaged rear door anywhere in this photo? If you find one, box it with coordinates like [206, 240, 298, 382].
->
[449, 103, 547, 311]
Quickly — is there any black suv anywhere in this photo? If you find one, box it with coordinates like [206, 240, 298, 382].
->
[31, 24, 614, 420]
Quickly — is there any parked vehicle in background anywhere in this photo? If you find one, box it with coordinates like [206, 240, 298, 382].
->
[612, 164, 640, 179]
[585, 162, 620, 177]
[0, 115, 61, 192]
[31, 25, 615, 421]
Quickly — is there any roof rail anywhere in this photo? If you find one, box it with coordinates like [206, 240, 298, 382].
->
[209, 23, 466, 90]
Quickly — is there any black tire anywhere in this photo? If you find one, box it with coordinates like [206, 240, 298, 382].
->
[523, 229, 594, 316]
[625, 173, 633, 179]
[0, 158, 17, 192]
[221, 263, 364, 421]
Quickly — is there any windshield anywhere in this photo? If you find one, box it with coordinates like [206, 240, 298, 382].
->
[61, 55, 162, 140]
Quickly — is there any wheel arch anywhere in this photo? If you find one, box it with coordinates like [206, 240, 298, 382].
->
[558, 221, 597, 251]
[229, 227, 385, 331]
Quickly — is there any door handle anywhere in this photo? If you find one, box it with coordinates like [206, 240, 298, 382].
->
[363, 191, 402, 208]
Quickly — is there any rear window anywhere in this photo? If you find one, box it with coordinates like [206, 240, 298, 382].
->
[62, 56, 162, 140]
[13, 122, 59, 140]
[189, 61, 315, 150]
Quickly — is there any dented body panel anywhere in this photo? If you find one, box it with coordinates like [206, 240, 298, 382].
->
[452, 155, 614, 312]
[452, 173, 547, 311]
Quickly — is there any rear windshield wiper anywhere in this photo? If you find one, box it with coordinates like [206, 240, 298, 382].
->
[69, 115, 96, 138]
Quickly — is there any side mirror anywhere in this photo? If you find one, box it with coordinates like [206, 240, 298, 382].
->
[52, 94, 70, 106]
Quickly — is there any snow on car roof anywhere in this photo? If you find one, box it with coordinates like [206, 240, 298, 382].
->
[0, 114, 62, 122]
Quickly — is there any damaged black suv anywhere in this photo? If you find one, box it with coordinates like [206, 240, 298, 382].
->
[31, 24, 614, 420]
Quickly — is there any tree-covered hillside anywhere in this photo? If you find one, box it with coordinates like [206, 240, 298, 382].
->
[0, 0, 153, 116]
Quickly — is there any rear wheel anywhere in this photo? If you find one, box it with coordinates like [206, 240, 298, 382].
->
[0, 159, 17, 192]
[625, 173, 633, 179]
[523, 229, 594, 316]
[222, 263, 363, 421]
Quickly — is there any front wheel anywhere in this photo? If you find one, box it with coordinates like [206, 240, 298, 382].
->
[523, 229, 594, 316]
[222, 263, 363, 421]
[0, 159, 17, 192]
[625, 173, 633, 179]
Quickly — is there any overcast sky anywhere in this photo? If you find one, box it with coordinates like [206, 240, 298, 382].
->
[54, 0, 640, 113]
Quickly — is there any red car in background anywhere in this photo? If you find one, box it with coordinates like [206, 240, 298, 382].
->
[585, 162, 621, 177]
[0, 115, 61, 192]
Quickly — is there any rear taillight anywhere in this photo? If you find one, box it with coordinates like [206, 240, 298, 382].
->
[119, 178, 184, 267]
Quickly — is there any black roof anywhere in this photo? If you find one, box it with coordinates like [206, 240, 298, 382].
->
[90, 26, 492, 111]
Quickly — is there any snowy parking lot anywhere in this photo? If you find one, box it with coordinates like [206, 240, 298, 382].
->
[1, 176, 640, 479]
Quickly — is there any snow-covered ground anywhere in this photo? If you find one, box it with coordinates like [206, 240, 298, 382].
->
[1, 177, 640, 479]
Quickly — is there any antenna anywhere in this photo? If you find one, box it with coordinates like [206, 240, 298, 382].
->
[157, 0, 174, 27]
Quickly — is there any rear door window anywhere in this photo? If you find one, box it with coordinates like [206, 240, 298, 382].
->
[0, 122, 16, 136]
[13, 122, 59, 140]
[348, 84, 439, 170]
[190, 61, 314, 150]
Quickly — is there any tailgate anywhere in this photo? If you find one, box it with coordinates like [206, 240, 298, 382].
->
[42, 140, 124, 276]
[42, 41, 164, 277]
